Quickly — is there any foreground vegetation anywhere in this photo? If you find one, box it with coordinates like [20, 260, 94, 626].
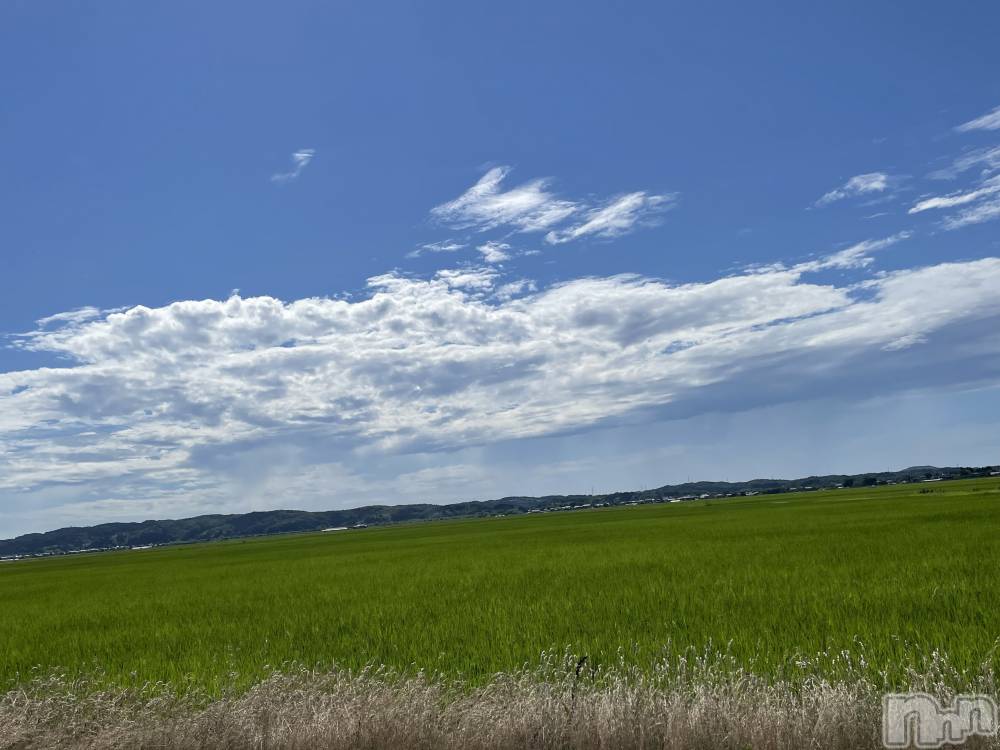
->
[3, 478, 999, 697]
[4, 651, 999, 749]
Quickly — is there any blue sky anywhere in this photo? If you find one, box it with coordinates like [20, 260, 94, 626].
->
[3, 2, 1000, 536]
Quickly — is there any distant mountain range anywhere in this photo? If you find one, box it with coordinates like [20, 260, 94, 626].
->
[3, 465, 996, 558]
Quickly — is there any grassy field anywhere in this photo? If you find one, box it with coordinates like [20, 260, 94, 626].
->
[2, 479, 999, 694]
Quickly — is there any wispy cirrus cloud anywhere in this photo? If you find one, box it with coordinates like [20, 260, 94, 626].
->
[929, 145, 1000, 180]
[909, 175, 1000, 230]
[545, 192, 676, 245]
[744, 233, 911, 276]
[430, 167, 577, 233]
[956, 103, 1000, 133]
[271, 148, 316, 183]
[909, 176, 1000, 214]
[430, 166, 674, 245]
[913, 114, 1000, 227]
[406, 240, 467, 259]
[942, 196, 1000, 230]
[944, 199, 1000, 229]
[814, 172, 893, 206]
[34, 307, 105, 328]
[792, 232, 912, 273]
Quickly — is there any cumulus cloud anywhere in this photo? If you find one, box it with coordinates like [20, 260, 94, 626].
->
[545, 192, 676, 244]
[494, 278, 537, 301]
[271, 149, 316, 183]
[477, 241, 512, 264]
[5, 243, 1000, 527]
[814, 172, 892, 206]
[432, 267, 498, 292]
[430, 167, 674, 244]
[956, 104, 1000, 133]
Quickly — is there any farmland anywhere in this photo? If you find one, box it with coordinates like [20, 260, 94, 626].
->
[2, 478, 999, 695]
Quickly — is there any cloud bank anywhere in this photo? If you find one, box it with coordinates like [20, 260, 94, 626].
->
[4, 236, 1000, 531]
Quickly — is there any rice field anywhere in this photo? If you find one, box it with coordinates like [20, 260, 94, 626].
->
[2, 478, 999, 696]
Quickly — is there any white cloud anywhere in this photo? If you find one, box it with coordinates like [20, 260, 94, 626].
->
[814, 172, 891, 206]
[907, 175, 1000, 230]
[430, 166, 577, 233]
[34, 307, 104, 327]
[494, 278, 537, 301]
[909, 175, 1000, 214]
[942, 197, 1000, 230]
[929, 146, 1000, 180]
[433, 267, 498, 292]
[5, 245, 1000, 527]
[744, 233, 910, 276]
[271, 149, 316, 183]
[406, 240, 467, 259]
[956, 104, 1000, 133]
[430, 167, 675, 244]
[477, 241, 512, 264]
[545, 192, 677, 244]
[792, 232, 912, 272]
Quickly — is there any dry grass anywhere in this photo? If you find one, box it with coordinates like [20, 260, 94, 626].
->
[2, 650, 997, 750]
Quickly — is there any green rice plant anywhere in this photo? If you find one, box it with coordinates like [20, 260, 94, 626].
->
[1, 479, 998, 694]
